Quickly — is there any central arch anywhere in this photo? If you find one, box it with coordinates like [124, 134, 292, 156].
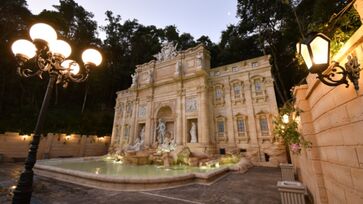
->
[154, 105, 175, 144]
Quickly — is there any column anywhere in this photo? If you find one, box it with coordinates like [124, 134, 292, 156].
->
[224, 79, 236, 146]
[110, 99, 119, 145]
[244, 80, 258, 145]
[176, 88, 184, 145]
[144, 95, 153, 146]
[198, 83, 210, 145]
[131, 98, 139, 144]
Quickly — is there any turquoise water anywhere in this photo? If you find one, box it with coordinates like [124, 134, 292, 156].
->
[45, 159, 225, 178]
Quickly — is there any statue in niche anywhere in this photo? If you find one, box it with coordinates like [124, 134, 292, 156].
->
[153, 42, 178, 61]
[131, 72, 138, 87]
[126, 126, 145, 151]
[156, 119, 166, 144]
[190, 122, 197, 143]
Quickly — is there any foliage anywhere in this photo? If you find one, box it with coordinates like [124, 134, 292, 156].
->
[273, 101, 311, 154]
[0, 0, 361, 135]
[306, 2, 361, 57]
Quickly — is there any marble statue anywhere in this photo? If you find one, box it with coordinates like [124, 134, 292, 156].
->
[153, 42, 178, 61]
[156, 119, 166, 144]
[131, 72, 138, 87]
[190, 122, 197, 143]
[127, 127, 145, 151]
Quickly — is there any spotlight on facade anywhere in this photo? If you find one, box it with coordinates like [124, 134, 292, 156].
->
[297, 33, 361, 91]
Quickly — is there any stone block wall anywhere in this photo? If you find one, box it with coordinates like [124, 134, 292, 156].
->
[0, 132, 110, 162]
[292, 3, 363, 203]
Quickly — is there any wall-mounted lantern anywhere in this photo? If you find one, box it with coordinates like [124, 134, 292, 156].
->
[65, 135, 71, 141]
[297, 33, 361, 91]
[282, 114, 289, 124]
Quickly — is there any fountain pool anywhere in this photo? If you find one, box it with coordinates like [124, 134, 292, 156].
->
[34, 156, 235, 191]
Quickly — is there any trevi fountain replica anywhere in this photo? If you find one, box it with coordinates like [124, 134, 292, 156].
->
[34, 43, 287, 190]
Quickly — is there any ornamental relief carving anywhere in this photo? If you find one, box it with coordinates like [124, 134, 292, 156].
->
[138, 105, 147, 118]
[185, 97, 198, 112]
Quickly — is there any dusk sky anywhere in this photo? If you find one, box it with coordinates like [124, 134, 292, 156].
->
[27, 0, 239, 43]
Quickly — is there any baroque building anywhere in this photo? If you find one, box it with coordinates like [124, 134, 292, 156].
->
[110, 43, 286, 165]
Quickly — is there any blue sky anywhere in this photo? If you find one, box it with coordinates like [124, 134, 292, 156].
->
[27, 0, 239, 43]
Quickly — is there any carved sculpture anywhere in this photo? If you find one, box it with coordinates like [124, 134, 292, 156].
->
[153, 42, 178, 62]
[156, 119, 166, 144]
[131, 72, 138, 88]
[190, 122, 197, 143]
[186, 98, 197, 112]
[126, 126, 145, 151]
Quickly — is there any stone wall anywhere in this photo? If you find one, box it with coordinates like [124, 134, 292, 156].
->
[292, 2, 363, 203]
[0, 132, 110, 162]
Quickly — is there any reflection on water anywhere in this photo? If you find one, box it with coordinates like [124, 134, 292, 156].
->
[45, 159, 224, 178]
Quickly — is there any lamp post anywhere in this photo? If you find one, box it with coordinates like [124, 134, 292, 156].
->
[10, 23, 102, 204]
[297, 33, 361, 91]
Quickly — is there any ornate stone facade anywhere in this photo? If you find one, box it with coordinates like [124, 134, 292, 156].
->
[111, 44, 284, 164]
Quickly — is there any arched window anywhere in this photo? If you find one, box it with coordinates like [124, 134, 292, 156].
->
[213, 84, 225, 105]
[254, 78, 263, 95]
[233, 83, 242, 98]
[259, 117, 269, 136]
[216, 115, 227, 141]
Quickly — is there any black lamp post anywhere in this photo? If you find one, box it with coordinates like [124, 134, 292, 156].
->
[10, 23, 102, 204]
[297, 33, 361, 91]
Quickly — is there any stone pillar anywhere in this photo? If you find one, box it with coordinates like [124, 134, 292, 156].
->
[265, 77, 278, 115]
[131, 99, 139, 143]
[198, 84, 210, 145]
[244, 80, 261, 161]
[224, 79, 236, 146]
[110, 99, 120, 145]
[144, 95, 153, 146]
[176, 88, 184, 145]
[244, 81, 258, 144]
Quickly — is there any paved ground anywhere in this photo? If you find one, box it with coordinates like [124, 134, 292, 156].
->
[0, 162, 282, 204]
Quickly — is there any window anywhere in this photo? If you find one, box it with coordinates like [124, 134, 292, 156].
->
[254, 79, 262, 93]
[252, 62, 258, 67]
[259, 118, 269, 135]
[237, 119, 245, 133]
[215, 87, 223, 99]
[217, 121, 225, 134]
[233, 84, 241, 98]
